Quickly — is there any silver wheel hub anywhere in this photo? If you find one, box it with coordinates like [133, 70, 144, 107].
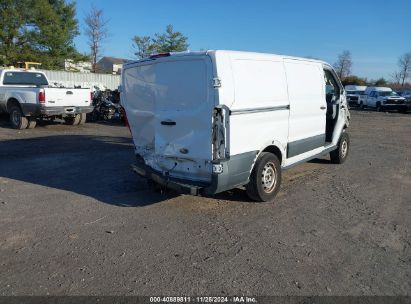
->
[261, 162, 277, 193]
[341, 140, 348, 158]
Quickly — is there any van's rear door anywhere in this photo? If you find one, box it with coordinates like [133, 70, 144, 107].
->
[122, 55, 215, 182]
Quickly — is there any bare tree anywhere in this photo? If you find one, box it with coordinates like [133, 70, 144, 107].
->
[334, 50, 352, 80]
[397, 52, 411, 87]
[84, 5, 109, 72]
[391, 71, 402, 85]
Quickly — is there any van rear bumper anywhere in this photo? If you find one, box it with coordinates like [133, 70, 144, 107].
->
[131, 163, 205, 195]
[131, 151, 258, 196]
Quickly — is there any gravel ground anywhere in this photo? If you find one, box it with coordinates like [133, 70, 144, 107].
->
[0, 110, 410, 296]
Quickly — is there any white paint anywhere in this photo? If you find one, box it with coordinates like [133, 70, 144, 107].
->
[121, 50, 349, 185]
[0, 69, 91, 111]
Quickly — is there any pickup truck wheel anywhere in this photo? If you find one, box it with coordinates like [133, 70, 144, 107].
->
[27, 118, 37, 129]
[360, 102, 365, 110]
[9, 105, 28, 129]
[64, 114, 81, 125]
[376, 102, 382, 112]
[78, 113, 87, 124]
[246, 152, 281, 202]
[330, 132, 350, 164]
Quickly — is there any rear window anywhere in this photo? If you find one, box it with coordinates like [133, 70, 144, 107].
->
[3, 72, 48, 86]
[124, 58, 209, 111]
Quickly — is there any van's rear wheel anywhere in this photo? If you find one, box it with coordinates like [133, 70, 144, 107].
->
[330, 132, 350, 164]
[64, 114, 81, 125]
[246, 152, 281, 202]
[9, 105, 28, 129]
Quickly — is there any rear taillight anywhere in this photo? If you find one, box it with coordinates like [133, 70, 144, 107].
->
[150, 52, 170, 59]
[90, 91, 93, 103]
[39, 90, 45, 104]
[121, 106, 131, 134]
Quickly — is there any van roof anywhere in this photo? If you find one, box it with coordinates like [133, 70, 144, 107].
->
[124, 50, 328, 67]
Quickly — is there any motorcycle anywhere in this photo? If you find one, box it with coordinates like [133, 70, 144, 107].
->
[88, 89, 124, 122]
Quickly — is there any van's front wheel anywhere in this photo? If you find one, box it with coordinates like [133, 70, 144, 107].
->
[246, 152, 281, 202]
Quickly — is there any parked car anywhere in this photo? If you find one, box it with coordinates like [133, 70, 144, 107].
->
[362, 87, 407, 112]
[121, 50, 350, 202]
[345, 85, 366, 107]
[0, 69, 93, 129]
[399, 90, 411, 111]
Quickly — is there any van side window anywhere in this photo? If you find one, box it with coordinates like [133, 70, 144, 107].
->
[323, 70, 340, 104]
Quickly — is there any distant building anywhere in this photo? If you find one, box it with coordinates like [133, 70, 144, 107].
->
[96, 57, 129, 74]
[64, 59, 92, 73]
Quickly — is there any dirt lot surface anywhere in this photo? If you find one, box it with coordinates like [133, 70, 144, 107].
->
[0, 111, 410, 296]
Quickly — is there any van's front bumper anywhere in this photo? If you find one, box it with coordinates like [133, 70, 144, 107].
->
[381, 103, 408, 111]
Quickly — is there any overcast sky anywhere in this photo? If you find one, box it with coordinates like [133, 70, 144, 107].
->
[74, 0, 411, 80]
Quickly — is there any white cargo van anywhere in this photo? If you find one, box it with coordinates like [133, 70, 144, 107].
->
[121, 51, 350, 202]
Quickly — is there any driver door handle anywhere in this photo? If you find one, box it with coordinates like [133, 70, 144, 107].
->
[320, 106, 326, 110]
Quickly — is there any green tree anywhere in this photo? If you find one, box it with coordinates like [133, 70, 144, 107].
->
[342, 75, 367, 86]
[152, 25, 189, 53]
[132, 36, 156, 59]
[0, 0, 82, 69]
[132, 24, 189, 59]
[0, 0, 32, 65]
[374, 78, 388, 86]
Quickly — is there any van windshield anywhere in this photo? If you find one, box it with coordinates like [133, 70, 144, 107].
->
[3, 72, 48, 86]
[347, 90, 365, 95]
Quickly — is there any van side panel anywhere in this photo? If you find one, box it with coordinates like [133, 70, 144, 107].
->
[284, 61, 326, 157]
[227, 56, 290, 161]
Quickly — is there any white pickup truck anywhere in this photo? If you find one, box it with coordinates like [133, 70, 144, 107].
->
[0, 69, 93, 129]
[361, 87, 407, 113]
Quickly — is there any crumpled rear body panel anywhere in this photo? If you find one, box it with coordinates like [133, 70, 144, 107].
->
[122, 55, 215, 182]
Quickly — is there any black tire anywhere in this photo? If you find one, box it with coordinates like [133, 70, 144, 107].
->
[360, 102, 365, 110]
[9, 105, 28, 129]
[64, 114, 81, 125]
[27, 118, 37, 129]
[330, 132, 350, 164]
[376, 102, 382, 112]
[78, 113, 87, 124]
[246, 152, 282, 202]
[399, 107, 407, 114]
